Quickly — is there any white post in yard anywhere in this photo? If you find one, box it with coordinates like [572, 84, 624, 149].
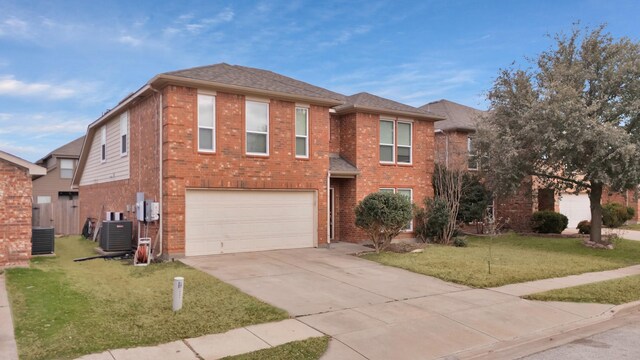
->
[173, 277, 184, 311]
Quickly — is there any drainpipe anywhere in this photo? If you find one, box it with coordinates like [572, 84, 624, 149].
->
[151, 86, 163, 258]
[327, 170, 331, 249]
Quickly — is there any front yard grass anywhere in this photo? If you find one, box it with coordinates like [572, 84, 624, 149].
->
[524, 275, 640, 305]
[5, 236, 289, 360]
[223, 337, 330, 360]
[362, 234, 640, 288]
[621, 224, 640, 231]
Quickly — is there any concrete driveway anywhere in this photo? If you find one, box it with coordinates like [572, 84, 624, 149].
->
[181, 243, 615, 360]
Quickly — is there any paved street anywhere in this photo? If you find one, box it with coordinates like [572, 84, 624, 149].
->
[522, 312, 640, 359]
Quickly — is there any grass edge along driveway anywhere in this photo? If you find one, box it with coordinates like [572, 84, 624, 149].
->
[524, 274, 640, 305]
[362, 234, 640, 288]
[5, 236, 290, 360]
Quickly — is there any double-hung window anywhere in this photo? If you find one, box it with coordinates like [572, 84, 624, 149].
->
[246, 100, 269, 155]
[468, 136, 478, 170]
[295, 107, 309, 158]
[397, 122, 412, 164]
[198, 94, 216, 152]
[379, 120, 395, 163]
[100, 126, 106, 162]
[379, 187, 413, 231]
[120, 112, 128, 156]
[60, 159, 74, 179]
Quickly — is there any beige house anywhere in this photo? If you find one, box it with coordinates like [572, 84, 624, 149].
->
[32, 136, 84, 234]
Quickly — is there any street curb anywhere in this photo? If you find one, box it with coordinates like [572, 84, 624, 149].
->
[452, 301, 640, 360]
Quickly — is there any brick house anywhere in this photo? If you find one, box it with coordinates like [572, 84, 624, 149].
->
[0, 150, 46, 268]
[422, 99, 640, 230]
[32, 136, 84, 234]
[72, 63, 443, 257]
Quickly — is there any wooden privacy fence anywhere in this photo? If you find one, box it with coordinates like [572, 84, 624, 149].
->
[32, 199, 80, 235]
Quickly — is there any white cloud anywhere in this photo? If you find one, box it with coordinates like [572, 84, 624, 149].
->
[318, 25, 372, 47]
[0, 75, 99, 100]
[117, 34, 143, 47]
[0, 141, 42, 157]
[0, 16, 30, 38]
[164, 8, 235, 36]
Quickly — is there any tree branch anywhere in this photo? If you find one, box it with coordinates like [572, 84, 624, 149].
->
[531, 172, 591, 188]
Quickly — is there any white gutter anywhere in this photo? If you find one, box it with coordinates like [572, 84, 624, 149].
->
[327, 170, 331, 248]
[151, 87, 163, 258]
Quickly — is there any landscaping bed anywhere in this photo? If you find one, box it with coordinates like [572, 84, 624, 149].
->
[524, 275, 640, 305]
[361, 234, 640, 288]
[5, 236, 289, 360]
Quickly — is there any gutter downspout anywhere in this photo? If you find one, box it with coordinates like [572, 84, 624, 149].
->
[327, 170, 331, 249]
[151, 86, 163, 258]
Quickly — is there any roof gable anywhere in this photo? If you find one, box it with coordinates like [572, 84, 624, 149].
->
[335, 92, 444, 120]
[420, 99, 486, 132]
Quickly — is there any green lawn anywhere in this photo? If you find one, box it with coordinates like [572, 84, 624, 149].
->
[223, 337, 330, 360]
[362, 234, 640, 288]
[5, 236, 289, 360]
[524, 275, 640, 304]
[621, 224, 640, 231]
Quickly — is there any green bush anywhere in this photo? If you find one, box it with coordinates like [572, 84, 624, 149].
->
[414, 198, 449, 243]
[458, 174, 492, 224]
[602, 203, 634, 228]
[453, 237, 468, 247]
[576, 220, 591, 234]
[532, 211, 568, 234]
[355, 192, 413, 253]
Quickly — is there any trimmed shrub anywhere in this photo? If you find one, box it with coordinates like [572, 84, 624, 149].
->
[602, 202, 634, 228]
[532, 211, 569, 234]
[453, 237, 468, 247]
[414, 198, 449, 243]
[576, 220, 591, 234]
[355, 192, 413, 253]
[458, 174, 492, 224]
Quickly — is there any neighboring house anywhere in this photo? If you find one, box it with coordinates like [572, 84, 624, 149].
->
[0, 150, 46, 268]
[422, 99, 640, 229]
[72, 63, 444, 257]
[32, 136, 84, 234]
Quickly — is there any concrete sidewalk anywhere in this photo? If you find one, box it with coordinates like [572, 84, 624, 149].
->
[0, 274, 19, 360]
[76, 319, 324, 360]
[491, 264, 640, 296]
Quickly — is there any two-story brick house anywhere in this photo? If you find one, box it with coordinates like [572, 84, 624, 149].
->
[72, 64, 443, 257]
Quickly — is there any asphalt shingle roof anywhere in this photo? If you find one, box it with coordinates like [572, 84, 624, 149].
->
[164, 63, 346, 102]
[36, 135, 85, 164]
[335, 92, 442, 118]
[329, 155, 359, 175]
[419, 99, 486, 132]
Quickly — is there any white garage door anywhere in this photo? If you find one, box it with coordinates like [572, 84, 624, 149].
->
[185, 190, 316, 256]
[559, 193, 591, 228]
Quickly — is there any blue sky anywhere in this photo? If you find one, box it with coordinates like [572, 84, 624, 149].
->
[0, 0, 639, 161]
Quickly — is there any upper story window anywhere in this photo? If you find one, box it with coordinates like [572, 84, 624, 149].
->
[379, 120, 395, 163]
[380, 119, 412, 164]
[468, 136, 478, 170]
[120, 112, 128, 156]
[198, 94, 216, 152]
[100, 126, 106, 162]
[60, 159, 74, 179]
[397, 122, 412, 164]
[246, 100, 269, 155]
[295, 107, 309, 158]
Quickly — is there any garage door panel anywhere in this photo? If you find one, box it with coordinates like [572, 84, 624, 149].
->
[559, 193, 591, 229]
[185, 190, 315, 256]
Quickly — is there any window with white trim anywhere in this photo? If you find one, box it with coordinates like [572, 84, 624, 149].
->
[100, 126, 106, 162]
[379, 187, 413, 231]
[60, 159, 74, 179]
[397, 122, 412, 164]
[379, 120, 394, 163]
[37, 196, 51, 204]
[120, 112, 128, 156]
[246, 100, 269, 155]
[198, 94, 216, 152]
[295, 107, 309, 158]
[468, 136, 478, 170]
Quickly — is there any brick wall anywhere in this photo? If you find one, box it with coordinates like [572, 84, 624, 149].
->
[336, 112, 435, 242]
[162, 86, 331, 255]
[0, 159, 32, 267]
[435, 130, 473, 171]
[495, 178, 534, 232]
[78, 93, 161, 251]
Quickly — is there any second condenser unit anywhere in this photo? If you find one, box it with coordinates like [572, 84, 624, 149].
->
[99, 220, 133, 252]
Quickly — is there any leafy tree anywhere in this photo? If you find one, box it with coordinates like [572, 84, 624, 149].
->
[355, 192, 413, 253]
[458, 174, 492, 224]
[478, 25, 640, 244]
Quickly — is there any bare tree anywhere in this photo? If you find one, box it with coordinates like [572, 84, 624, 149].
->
[433, 164, 464, 245]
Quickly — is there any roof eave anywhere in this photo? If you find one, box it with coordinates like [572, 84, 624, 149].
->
[150, 74, 345, 107]
[334, 105, 446, 121]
